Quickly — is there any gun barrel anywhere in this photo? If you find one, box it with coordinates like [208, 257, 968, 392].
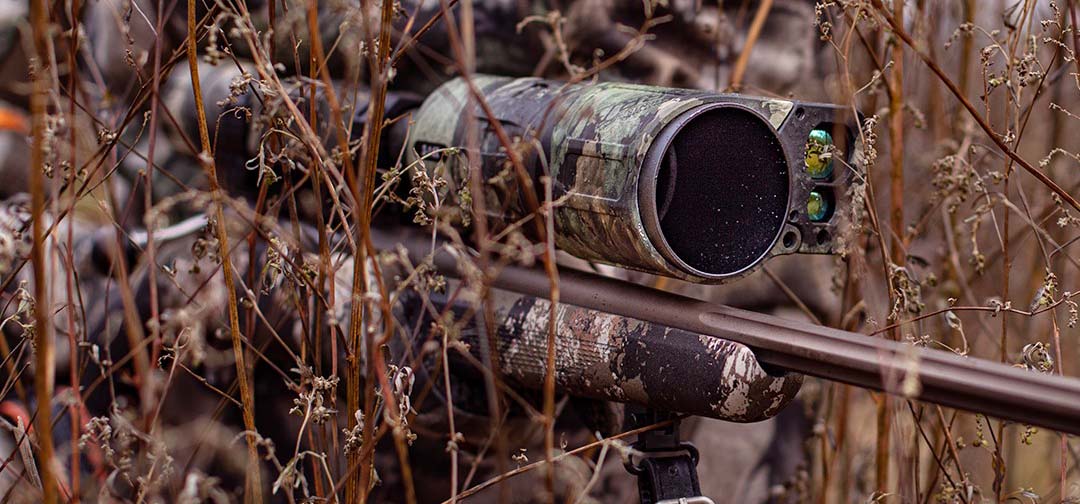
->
[375, 227, 1080, 435]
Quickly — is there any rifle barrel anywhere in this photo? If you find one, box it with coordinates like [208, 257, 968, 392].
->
[375, 228, 1080, 435]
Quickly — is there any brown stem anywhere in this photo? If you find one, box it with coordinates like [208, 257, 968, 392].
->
[28, 0, 57, 499]
[1070, 0, 1080, 79]
[728, 0, 773, 91]
[878, 0, 905, 495]
[63, 0, 83, 496]
[184, 0, 263, 500]
[141, 0, 168, 424]
[955, 0, 975, 135]
[434, 0, 563, 499]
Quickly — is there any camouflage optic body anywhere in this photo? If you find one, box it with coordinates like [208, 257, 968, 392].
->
[407, 282, 802, 422]
[405, 75, 860, 283]
[163, 64, 420, 207]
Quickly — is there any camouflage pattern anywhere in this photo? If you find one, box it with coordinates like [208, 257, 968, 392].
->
[493, 292, 801, 421]
[405, 75, 860, 283]
[407, 278, 802, 422]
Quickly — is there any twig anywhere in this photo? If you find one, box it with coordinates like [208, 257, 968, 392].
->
[391, 0, 462, 66]
[762, 266, 823, 325]
[28, 0, 58, 500]
[184, 0, 263, 500]
[445, 418, 679, 503]
[728, 0, 773, 90]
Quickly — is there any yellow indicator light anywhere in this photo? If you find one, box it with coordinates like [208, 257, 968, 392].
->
[805, 129, 834, 179]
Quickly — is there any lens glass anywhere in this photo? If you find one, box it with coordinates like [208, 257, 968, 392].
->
[655, 106, 789, 276]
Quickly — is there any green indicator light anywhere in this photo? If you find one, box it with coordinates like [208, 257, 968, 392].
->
[805, 129, 834, 179]
[807, 191, 829, 222]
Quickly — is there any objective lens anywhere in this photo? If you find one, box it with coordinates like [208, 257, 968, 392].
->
[808, 190, 829, 222]
[805, 129, 833, 179]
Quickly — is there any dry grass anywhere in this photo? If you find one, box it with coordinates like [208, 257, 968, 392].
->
[1, 0, 1078, 502]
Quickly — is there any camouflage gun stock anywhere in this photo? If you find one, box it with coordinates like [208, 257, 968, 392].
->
[401, 278, 802, 423]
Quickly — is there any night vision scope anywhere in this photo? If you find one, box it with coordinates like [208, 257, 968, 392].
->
[405, 76, 861, 283]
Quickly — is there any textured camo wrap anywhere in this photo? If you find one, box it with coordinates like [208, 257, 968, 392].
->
[404, 75, 859, 283]
[410, 284, 802, 422]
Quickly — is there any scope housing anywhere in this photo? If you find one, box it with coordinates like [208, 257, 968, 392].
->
[405, 75, 860, 283]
